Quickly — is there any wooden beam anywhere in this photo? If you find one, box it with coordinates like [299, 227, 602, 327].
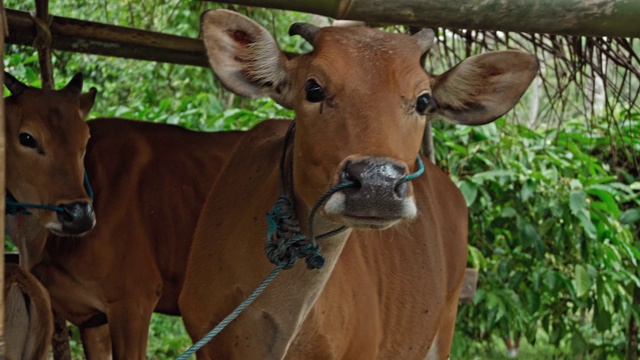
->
[209, 0, 640, 38]
[5, 9, 208, 67]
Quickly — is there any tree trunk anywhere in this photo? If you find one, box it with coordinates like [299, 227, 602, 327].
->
[628, 285, 640, 359]
[209, 0, 640, 37]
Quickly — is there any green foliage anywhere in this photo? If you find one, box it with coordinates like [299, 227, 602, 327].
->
[5, 1, 640, 357]
[440, 115, 640, 358]
[146, 314, 192, 359]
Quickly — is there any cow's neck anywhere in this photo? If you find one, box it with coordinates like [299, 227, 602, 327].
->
[5, 214, 49, 269]
[256, 126, 354, 354]
[267, 197, 352, 355]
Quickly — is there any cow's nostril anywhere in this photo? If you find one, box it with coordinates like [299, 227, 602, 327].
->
[59, 208, 75, 223]
[394, 181, 408, 198]
[56, 202, 95, 234]
[340, 169, 361, 189]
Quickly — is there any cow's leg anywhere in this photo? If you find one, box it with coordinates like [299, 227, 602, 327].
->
[181, 302, 219, 359]
[106, 299, 157, 360]
[80, 324, 113, 360]
[52, 311, 72, 360]
[427, 291, 462, 360]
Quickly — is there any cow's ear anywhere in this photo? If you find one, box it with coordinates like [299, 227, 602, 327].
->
[4, 72, 28, 96]
[201, 9, 293, 108]
[79, 87, 97, 120]
[431, 51, 538, 125]
[64, 73, 84, 96]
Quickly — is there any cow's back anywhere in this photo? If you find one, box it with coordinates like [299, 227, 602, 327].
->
[289, 159, 468, 359]
[42, 118, 244, 315]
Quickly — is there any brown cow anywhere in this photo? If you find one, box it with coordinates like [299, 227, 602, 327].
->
[178, 10, 537, 359]
[5, 74, 244, 358]
[4, 263, 53, 360]
[5, 72, 96, 242]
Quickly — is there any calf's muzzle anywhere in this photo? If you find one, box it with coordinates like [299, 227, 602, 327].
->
[57, 201, 95, 235]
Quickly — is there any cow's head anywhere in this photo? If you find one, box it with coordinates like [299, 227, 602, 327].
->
[202, 10, 537, 230]
[4, 73, 97, 236]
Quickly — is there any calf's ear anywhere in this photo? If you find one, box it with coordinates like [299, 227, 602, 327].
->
[79, 88, 97, 120]
[4, 72, 28, 97]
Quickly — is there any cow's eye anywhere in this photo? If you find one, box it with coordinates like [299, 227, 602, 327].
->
[19, 133, 38, 149]
[416, 93, 431, 115]
[305, 79, 325, 103]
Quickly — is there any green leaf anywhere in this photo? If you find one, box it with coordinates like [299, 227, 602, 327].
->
[570, 331, 588, 355]
[577, 209, 597, 239]
[459, 180, 478, 207]
[472, 169, 514, 180]
[500, 207, 517, 218]
[517, 218, 541, 248]
[594, 308, 612, 332]
[467, 245, 485, 269]
[574, 264, 592, 298]
[621, 208, 640, 225]
[586, 186, 620, 217]
[569, 190, 588, 215]
[520, 179, 535, 201]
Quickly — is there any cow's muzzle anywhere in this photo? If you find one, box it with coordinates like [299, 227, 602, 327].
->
[324, 157, 418, 229]
[57, 201, 95, 235]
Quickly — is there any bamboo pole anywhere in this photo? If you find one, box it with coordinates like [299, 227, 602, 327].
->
[210, 0, 640, 38]
[0, 1, 6, 358]
[6, 9, 208, 67]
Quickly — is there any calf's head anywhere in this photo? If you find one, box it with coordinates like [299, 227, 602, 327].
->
[202, 10, 538, 230]
[4, 73, 97, 236]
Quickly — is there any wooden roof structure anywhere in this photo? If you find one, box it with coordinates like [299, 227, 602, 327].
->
[1, 0, 638, 357]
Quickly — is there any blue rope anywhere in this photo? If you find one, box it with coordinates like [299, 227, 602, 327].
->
[5, 198, 64, 215]
[401, 155, 425, 183]
[5, 170, 94, 215]
[176, 264, 284, 360]
[84, 171, 94, 200]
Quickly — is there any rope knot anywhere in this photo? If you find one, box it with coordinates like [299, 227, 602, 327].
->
[265, 196, 325, 270]
[30, 12, 53, 50]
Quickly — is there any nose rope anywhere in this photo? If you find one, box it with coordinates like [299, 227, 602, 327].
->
[306, 154, 425, 254]
[5, 170, 94, 215]
[266, 119, 427, 271]
[401, 155, 425, 183]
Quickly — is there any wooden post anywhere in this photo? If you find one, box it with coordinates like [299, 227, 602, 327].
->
[0, 0, 7, 357]
[422, 123, 435, 163]
[34, 0, 54, 89]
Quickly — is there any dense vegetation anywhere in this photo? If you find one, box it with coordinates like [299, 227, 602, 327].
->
[4, 1, 639, 359]
[443, 116, 640, 358]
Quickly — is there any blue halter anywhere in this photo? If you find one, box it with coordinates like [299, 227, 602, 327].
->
[5, 171, 94, 215]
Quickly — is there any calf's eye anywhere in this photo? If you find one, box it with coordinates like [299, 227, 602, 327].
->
[19, 133, 38, 149]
